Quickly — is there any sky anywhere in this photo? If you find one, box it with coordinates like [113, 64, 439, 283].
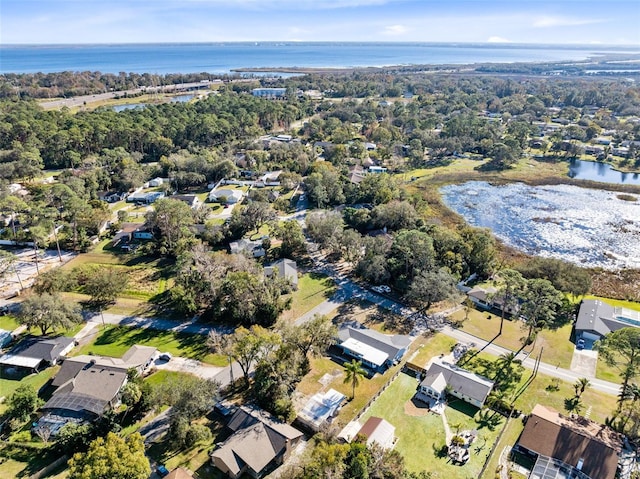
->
[2, 0, 639, 45]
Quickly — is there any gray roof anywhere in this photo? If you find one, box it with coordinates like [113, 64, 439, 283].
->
[42, 392, 108, 417]
[0, 336, 74, 366]
[421, 360, 494, 405]
[264, 259, 298, 287]
[338, 324, 411, 361]
[212, 406, 303, 476]
[575, 299, 639, 338]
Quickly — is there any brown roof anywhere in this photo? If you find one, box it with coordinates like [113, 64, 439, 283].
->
[358, 417, 383, 438]
[518, 405, 622, 479]
[165, 468, 192, 479]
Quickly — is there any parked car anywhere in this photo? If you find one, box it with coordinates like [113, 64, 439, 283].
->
[576, 339, 586, 350]
[159, 352, 172, 361]
[371, 285, 391, 294]
[156, 465, 169, 477]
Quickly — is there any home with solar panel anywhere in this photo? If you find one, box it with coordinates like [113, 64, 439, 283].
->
[33, 345, 157, 436]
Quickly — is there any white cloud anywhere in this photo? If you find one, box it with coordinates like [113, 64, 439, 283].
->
[532, 16, 604, 28]
[487, 36, 511, 43]
[383, 24, 409, 35]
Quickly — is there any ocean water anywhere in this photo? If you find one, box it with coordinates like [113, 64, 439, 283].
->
[1, 42, 635, 74]
[441, 181, 640, 270]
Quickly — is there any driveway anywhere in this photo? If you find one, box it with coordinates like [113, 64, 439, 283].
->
[153, 356, 224, 380]
[570, 349, 598, 377]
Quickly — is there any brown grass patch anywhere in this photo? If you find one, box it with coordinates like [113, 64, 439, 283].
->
[404, 398, 431, 417]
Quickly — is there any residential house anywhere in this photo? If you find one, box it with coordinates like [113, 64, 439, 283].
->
[348, 165, 367, 184]
[416, 359, 494, 408]
[132, 226, 154, 240]
[466, 286, 519, 317]
[211, 406, 304, 479]
[264, 259, 298, 290]
[575, 299, 640, 347]
[209, 188, 244, 204]
[337, 324, 411, 373]
[148, 177, 167, 187]
[99, 191, 127, 203]
[229, 238, 265, 258]
[355, 417, 396, 450]
[126, 191, 165, 204]
[171, 195, 201, 209]
[515, 404, 623, 479]
[36, 345, 156, 435]
[165, 468, 193, 479]
[368, 166, 387, 174]
[0, 336, 75, 374]
[296, 388, 345, 432]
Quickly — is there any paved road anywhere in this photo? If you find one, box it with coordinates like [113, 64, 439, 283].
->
[38, 82, 210, 110]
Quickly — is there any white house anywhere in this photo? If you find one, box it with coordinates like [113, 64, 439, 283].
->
[416, 359, 494, 408]
[209, 188, 244, 204]
[296, 389, 346, 432]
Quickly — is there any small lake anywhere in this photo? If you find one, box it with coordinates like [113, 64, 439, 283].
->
[112, 94, 195, 111]
[441, 181, 640, 270]
[568, 159, 640, 185]
[112, 103, 146, 112]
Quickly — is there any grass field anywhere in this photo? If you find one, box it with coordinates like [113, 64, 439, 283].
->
[0, 367, 58, 415]
[451, 308, 576, 369]
[0, 315, 21, 331]
[480, 418, 525, 479]
[359, 373, 504, 477]
[73, 325, 227, 367]
[279, 273, 336, 322]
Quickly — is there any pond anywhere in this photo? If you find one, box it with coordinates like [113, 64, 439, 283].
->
[568, 159, 640, 185]
[170, 94, 195, 103]
[112, 103, 146, 112]
[440, 181, 640, 270]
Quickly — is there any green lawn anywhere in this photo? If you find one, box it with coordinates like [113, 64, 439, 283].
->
[408, 334, 458, 368]
[279, 273, 336, 322]
[0, 367, 58, 415]
[73, 325, 227, 367]
[480, 419, 525, 479]
[0, 315, 21, 332]
[0, 443, 60, 479]
[359, 373, 504, 477]
[452, 309, 575, 369]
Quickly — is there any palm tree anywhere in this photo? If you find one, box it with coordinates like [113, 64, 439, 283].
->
[573, 378, 591, 399]
[619, 383, 640, 429]
[343, 359, 366, 399]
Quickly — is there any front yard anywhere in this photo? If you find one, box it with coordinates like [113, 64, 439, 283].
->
[73, 325, 227, 367]
[279, 273, 336, 322]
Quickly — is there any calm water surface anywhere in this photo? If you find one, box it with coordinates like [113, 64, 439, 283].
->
[441, 181, 640, 270]
[2, 43, 633, 74]
[568, 159, 640, 185]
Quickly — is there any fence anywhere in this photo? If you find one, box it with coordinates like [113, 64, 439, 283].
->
[351, 363, 408, 424]
[28, 455, 69, 479]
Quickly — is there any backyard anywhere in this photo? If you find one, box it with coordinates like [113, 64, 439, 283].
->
[279, 273, 336, 322]
[358, 372, 505, 477]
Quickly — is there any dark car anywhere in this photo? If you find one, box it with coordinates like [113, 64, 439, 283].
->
[576, 338, 586, 350]
[156, 465, 169, 477]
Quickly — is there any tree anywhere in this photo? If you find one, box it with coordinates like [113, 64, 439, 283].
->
[210, 326, 281, 386]
[460, 226, 495, 279]
[33, 267, 77, 294]
[68, 432, 150, 479]
[371, 201, 418, 232]
[284, 315, 337, 360]
[145, 198, 195, 256]
[339, 229, 364, 265]
[84, 267, 128, 305]
[275, 220, 306, 259]
[241, 201, 276, 234]
[491, 269, 526, 335]
[595, 328, 640, 398]
[6, 384, 42, 422]
[405, 268, 459, 311]
[573, 377, 590, 399]
[18, 293, 82, 335]
[0, 250, 23, 291]
[519, 279, 564, 346]
[343, 359, 367, 399]
[306, 210, 344, 252]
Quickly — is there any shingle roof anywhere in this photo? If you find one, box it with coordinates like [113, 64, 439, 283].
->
[212, 406, 303, 476]
[357, 416, 395, 449]
[264, 259, 298, 287]
[420, 360, 494, 405]
[518, 405, 622, 479]
[0, 336, 74, 368]
[576, 299, 639, 338]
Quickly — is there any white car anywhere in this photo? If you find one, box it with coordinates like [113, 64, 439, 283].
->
[372, 285, 391, 294]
